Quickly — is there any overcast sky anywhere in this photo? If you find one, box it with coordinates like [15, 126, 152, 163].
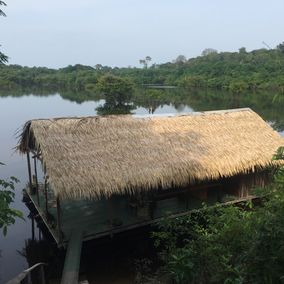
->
[1, 0, 283, 68]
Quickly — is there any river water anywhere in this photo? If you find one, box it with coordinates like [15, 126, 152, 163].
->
[0, 89, 283, 283]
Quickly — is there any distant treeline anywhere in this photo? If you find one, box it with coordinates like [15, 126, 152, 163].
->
[1, 44, 284, 92]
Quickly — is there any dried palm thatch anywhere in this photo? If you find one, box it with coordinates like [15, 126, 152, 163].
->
[17, 108, 284, 200]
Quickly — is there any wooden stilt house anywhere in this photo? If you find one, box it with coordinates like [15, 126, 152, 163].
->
[18, 108, 284, 246]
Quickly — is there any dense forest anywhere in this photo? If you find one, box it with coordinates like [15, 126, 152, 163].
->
[1, 44, 284, 93]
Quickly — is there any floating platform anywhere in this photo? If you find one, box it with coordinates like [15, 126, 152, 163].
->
[24, 184, 257, 247]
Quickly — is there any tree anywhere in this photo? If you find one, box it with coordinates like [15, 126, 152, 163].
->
[145, 56, 152, 67]
[239, 47, 247, 54]
[201, 48, 218, 56]
[139, 59, 146, 68]
[0, 1, 8, 64]
[95, 64, 103, 70]
[277, 42, 284, 53]
[139, 56, 152, 69]
[0, 162, 23, 235]
[173, 55, 187, 64]
[96, 74, 134, 115]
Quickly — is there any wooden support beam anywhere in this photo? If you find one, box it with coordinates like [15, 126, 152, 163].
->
[26, 151, 33, 194]
[185, 191, 190, 209]
[31, 214, 35, 241]
[153, 183, 222, 201]
[56, 197, 63, 244]
[61, 230, 83, 284]
[33, 157, 40, 205]
[107, 198, 114, 238]
[40, 265, 46, 284]
[32, 153, 42, 159]
[44, 178, 49, 215]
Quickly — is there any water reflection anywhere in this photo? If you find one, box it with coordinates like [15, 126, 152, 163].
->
[92, 88, 283, 131]
[1, 87, 283, 132]
[96, 101, 134, 115]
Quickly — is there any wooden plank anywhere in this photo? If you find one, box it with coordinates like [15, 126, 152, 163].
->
[61, 230, 83, 284]
[57, 197, 63, 244]
[26, 152, 33, 194]
[44, 178, 49, 215]
[33, 157, 40, 205]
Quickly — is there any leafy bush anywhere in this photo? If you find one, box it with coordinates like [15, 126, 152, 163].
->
[0, 162, 23, 235]
[152, 148, 284, 283]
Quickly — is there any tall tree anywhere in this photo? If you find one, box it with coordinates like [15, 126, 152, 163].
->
[96, 74, 134, 114]
[139, 59, 146, 68]
[173, 55, 187, 64]
[139, 56, 152, 69]
[201, 48, 218, 56]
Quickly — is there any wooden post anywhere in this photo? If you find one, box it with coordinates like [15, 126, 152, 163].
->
[27, 272, 32, 284]
[186, 190, 189, 209]
[61, 230, 83, 284]
[26, 151, 33, 194]
[40, 265, 46, 284]
[44, 178, 49, 215]
[56, 197, 63, 244]
[33, 157, 40, 205]
[31, 214, 35, 241]
[107, 198, 114, 238]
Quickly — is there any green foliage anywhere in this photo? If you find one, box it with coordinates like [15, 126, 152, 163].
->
[0, 162, 24, 236]
[1, 44, 284, 92]
[201, 48, 218, 56]
[95, 74, 134, 115]
[178, 76, 206, 88]
[96, 74, 134, 102]
[273, 147, 284, 187]
[152, 148, 284, 283]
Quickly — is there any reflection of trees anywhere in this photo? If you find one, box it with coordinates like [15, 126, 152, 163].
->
[133, 88, 172, 114]
[1, 85, 284, 131]
[133, 87, 284, 131]
[185, 89, 284, 131]
[60, 90, 101, 104]
[96, 101, 134, 115]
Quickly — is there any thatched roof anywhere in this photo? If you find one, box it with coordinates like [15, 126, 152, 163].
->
[18, 108, 284, 200]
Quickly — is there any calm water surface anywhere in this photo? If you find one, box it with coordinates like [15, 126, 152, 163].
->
[0, 90, 283, 283]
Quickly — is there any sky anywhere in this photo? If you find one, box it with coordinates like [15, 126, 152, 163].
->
[1, 0, 284, 68]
